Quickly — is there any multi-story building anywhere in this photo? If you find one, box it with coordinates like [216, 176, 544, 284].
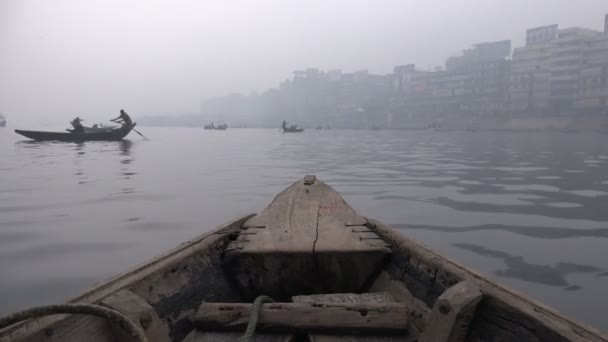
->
[432, 40, 511, 117]
[549, 28, 603, 112]
[575, 18, 608, 113]
[509, 25, 557, 114]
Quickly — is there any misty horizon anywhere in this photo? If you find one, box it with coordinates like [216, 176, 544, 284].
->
[1, 0, 606, 125]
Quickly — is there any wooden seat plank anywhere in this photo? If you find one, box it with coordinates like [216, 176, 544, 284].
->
[182, 331, 293, 342]
[193, 302, 409, 333]
[292, 292, 414, 342]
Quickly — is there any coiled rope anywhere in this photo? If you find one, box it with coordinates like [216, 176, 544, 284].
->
[240, 295, 275, 342]
[0, 303, 147, 342]
[0, 296, 278, 342]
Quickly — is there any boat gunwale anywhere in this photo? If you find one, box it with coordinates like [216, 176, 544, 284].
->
[1, 199, 606, 341]
[369, 219, 608, 341]
[0, 214, 255, 341]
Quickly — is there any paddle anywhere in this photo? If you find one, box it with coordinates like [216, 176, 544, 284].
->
[132, 128, 149, 140]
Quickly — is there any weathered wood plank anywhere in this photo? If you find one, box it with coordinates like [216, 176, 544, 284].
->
[369, 272, 430, 332]
[369, 219, 608, 342]
[193, 302, 409, 334]
[233, 179, 373, 253]
[292, 292, 395, 304]
[418, 281, 482, 342]
[0, 214, 254, 342]
[303, 336, 416, 342]
[182, 331, 293, 342]
[223, 177, 389, 299]
[293, 292, 413, 342]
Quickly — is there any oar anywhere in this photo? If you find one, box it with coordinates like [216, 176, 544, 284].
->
[132, 128, 149, 140]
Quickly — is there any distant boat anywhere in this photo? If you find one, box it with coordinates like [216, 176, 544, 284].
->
[281, 120, 304, 133]
[426, 120, 441, 130]
[204, 123, 227, 130]
[0, 113, 6, 127]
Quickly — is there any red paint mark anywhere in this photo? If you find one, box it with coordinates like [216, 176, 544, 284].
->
[319, 202, 342, 214]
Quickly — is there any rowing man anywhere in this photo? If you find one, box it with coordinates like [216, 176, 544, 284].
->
[111, 109, 133, 128]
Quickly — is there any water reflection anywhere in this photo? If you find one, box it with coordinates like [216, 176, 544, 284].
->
[392, 223, 608, 239]
[119, 140, 134, 164]
[453, 243, 604, 289]
[117, 140, 136, 178]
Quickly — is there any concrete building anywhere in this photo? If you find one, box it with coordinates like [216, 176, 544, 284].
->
[549, 28, 603, 112]
[389, 40, 511, 124]
[326, 69, 342, 82]
[526, 25, 558, 46]
[392, 64, 416, 91]
[576, 32, 608, 112]
[434, 40, 511, 117]
[509, 25, 557, 113]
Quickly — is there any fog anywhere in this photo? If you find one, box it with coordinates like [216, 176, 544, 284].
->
[0, 0, 605, 125]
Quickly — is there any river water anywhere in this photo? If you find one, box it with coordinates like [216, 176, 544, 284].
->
[1, 127, 607, 329]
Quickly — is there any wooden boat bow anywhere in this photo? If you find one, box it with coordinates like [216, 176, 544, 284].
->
[223, 175, 391, 300]
[1, 176, 606, 342]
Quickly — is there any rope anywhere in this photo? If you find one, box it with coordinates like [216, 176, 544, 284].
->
[0, 303, 147, 342]
[240, 295, 275, 342]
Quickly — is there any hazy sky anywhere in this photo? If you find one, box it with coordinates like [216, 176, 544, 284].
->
[0, 0, 606, 124]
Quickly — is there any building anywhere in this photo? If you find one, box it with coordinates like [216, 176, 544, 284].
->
[434, 40, 511, 117]
[509, 25, 557, 113]
[526, 25, 558, 46]
[392, 64, 416, 91]
[549, 28, 603, 112]
[510, 18, 607, 116]
[576, 32, 608, 112]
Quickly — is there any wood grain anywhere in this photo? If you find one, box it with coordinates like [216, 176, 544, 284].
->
[193, 302, 409, 334]
[418, 281, 482, 342]
[293, 292, 414, 342]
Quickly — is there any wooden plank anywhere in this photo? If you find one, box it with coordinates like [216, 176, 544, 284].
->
[418, 281, 482, 342]
[192, 302, 409, 334]
[182, 331, 293, 342]
[303, 336, 416, 342]
[233, 178, 373, 253]
[293, 292, 414, 342]
[100, 290, 170, 342]
[223, 177, 389, 300]
[0, 214, 254, 342]
[293, 292, 395, 304]
[369, 219, 608, 342]
[369, 272, 431, 332]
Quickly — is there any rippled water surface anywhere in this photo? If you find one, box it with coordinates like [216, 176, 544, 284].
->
[1, 128, 608, 329]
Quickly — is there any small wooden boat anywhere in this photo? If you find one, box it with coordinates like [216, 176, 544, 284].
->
[283, 127, 304, 133]
[281, 121, 304, 133]
[0, 176, 606, 342]
[14, 124, 135, 142]
[204, 123, 227, 130]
